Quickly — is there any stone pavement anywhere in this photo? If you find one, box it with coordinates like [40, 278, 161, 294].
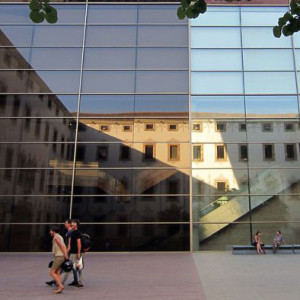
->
[0, 252, 299, 300]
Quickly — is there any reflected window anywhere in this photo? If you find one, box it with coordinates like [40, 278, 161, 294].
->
[216, 144, 227, 161]
[145, 124, 154, 131]
[192, 123, 202, 131]
[239, 145, 248, 161]
[168, 180, 179, 194]
[285, 123, 295, 132]
[13, 96, 20, 117]
[285, 144, 297, 160]
[61, 137, 65, 157]
[169, 145, 179, 161]
[168, 124, 177, 131]
[35, 119, 41, 138]
[24, 106, 31, 130]
[216, 181, 228, 193]
[120, 145, 131, 161]
[4, 147, 13, 179]
[44, 123, 50, 142]
[239, 123, 246, 131]
[97, 145, 108, 161]
[193, 145, 203, 161]
[123, 125, 132, 132]
[100, 125, 110, 131]
[262, 123, 273, 132]
[47, 98, 52, 110]
[144, 144, 155, 160]
[216, 123, 226, 132]
[263, 144, 275, 161]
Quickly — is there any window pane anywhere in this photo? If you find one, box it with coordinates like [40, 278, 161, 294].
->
[82, 71, 135, 93]
[190, 7, 240, 26]
[241, 7, 287, 26]
[139, 5, 187, 24]
[191, 28, 241, 48]
[191, 49, 242, 71]
[0, 48, 30, 69]
[136, 71, 188, 93]
[87, 5, 137, 24]
[244, 72, 297, 94]
[138, 26, 188, 47]
[84, 48, 136, 69]
[245, 96, 299, 117]
[0, 26, 34, 46]
[137, 48, 188, 69]
[30, 48, 82, 69]
[85, 26, 137, 46]
[80, 95, 134, 115]
[243, 49, 294, 71]
[242, 27, 292, 48]
[191, 72, 243, 94]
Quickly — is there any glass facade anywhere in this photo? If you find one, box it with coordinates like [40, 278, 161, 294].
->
[0, 2, 299, 252]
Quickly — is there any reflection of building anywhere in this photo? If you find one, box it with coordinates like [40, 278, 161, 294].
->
[1, 2, 300, 252]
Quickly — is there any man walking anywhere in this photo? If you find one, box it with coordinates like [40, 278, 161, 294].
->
[68, 219, 84, 288]
[49, 226, 68, 294]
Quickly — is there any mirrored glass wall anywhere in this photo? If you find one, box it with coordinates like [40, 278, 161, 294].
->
[191, 6, 300, 250]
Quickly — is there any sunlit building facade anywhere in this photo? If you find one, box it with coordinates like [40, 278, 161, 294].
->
[0, 0, 299, 252]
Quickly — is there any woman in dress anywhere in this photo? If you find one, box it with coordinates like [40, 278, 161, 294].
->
[253, 231, 265, 254]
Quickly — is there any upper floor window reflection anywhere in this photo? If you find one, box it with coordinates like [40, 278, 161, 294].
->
[239, 123, 246, 131]
[168, 124, 178, 131]
[193, 145, 203, 161]
[123, 125, 132, 132]
[262, 123, 273, 132]
[216, 123, 226, 132]
[100, 125, 110, 131]
[263, 144, 275, 161]
[0, 95, 7, 112]
[285, 144, 297, 160]
[144, 144, 155, 161]
[145, 124, 154, 131]
[216, 144, 227, 161]
[285, 123, 295, 132]
[120, 145, 131, 161]
[239, 144, 248, 161]
[97, 145, 109, 161]
[169, 144, 180, 161]
[192, 123, 202, 131]
[13, 95, 20, 117]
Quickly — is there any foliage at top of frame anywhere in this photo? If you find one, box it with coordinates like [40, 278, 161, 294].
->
[29, 0, 57, 24]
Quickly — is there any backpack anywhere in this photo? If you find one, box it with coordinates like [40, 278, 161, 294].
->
[81, 233, 92, 253]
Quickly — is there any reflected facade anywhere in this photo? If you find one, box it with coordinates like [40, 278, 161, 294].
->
[0, 2, 300, 252]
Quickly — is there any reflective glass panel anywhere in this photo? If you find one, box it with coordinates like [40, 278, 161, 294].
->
[84, 48, 136, 69]
[0, 48, 30, 69]
[85, 26, 137, 46]
[0, 26, 34, 46]
[80, 95, 134, 115]
[242, 27, 292, 48]
[191, 49, 242, 71]
[87, 5, 137, 24]
[137, 48, 188, 69]
[243, 49, 294, 71]
[241, 7, 288, 26]
[138, 5, 188, 24]
[0, 169, 73, 195]
[245, 96, 299, 117]
[0, 118, 77, 142]
[82, 71, 135, 93]
[244, 72, 297, 94]
[191, 72, 243, 94]
[136, 71, 188, 93]
[72, 196, 189, 222]
[190, 7, 240, 26]
[138, 26, 188, 47]
[190, 27, 241, 48]
[0, 196, 70, 223]
[0, 143, 75, 168]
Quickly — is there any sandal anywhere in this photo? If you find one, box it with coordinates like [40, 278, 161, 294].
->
[54, 286, 64, 294]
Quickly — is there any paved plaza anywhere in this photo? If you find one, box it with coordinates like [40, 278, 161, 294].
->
[0, 252, 299, 300]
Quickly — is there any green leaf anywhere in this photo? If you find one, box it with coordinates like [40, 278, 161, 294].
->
[29, 0, 41, 11]
[196, 0, 207, 14]
[177, 6, 186, 20]
[273, 26, 282, 38]
[180, 0, 190, 9]
[282, 25, 293, 36]
[30, 10, 45, 23]
[45, 8, 58, 24]
[44, 4, 52, 13]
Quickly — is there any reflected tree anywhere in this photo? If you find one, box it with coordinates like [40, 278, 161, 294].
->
[29, 0, 57, 24]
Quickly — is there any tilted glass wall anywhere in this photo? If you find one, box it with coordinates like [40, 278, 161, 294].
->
[191, 6, 300, 250]
[0, 3, 190, 251]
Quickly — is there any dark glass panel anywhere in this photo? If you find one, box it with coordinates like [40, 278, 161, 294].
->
[0, 95, 78, 117]
[87, 5, 137, 24]
[0, 169, 72, 195]
[0, 70, 80, 93]
[83, 48, 136, 69]
[77, 119, 134, 143]
[194, 223, 252, 251]
[135, 95, 188, 113]
[0, 4, 86, 24]
[0, 118, 76, 142]
[75, 224, 190, 251]
[0, 196, 70, 223]
[82, 71, 135, 93]
[0, 143, 75, 168]
[80, 95, 134, 115]
[72, 196, 189, 222]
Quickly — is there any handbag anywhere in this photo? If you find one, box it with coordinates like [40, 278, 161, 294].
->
[48, 261, 53, 268]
